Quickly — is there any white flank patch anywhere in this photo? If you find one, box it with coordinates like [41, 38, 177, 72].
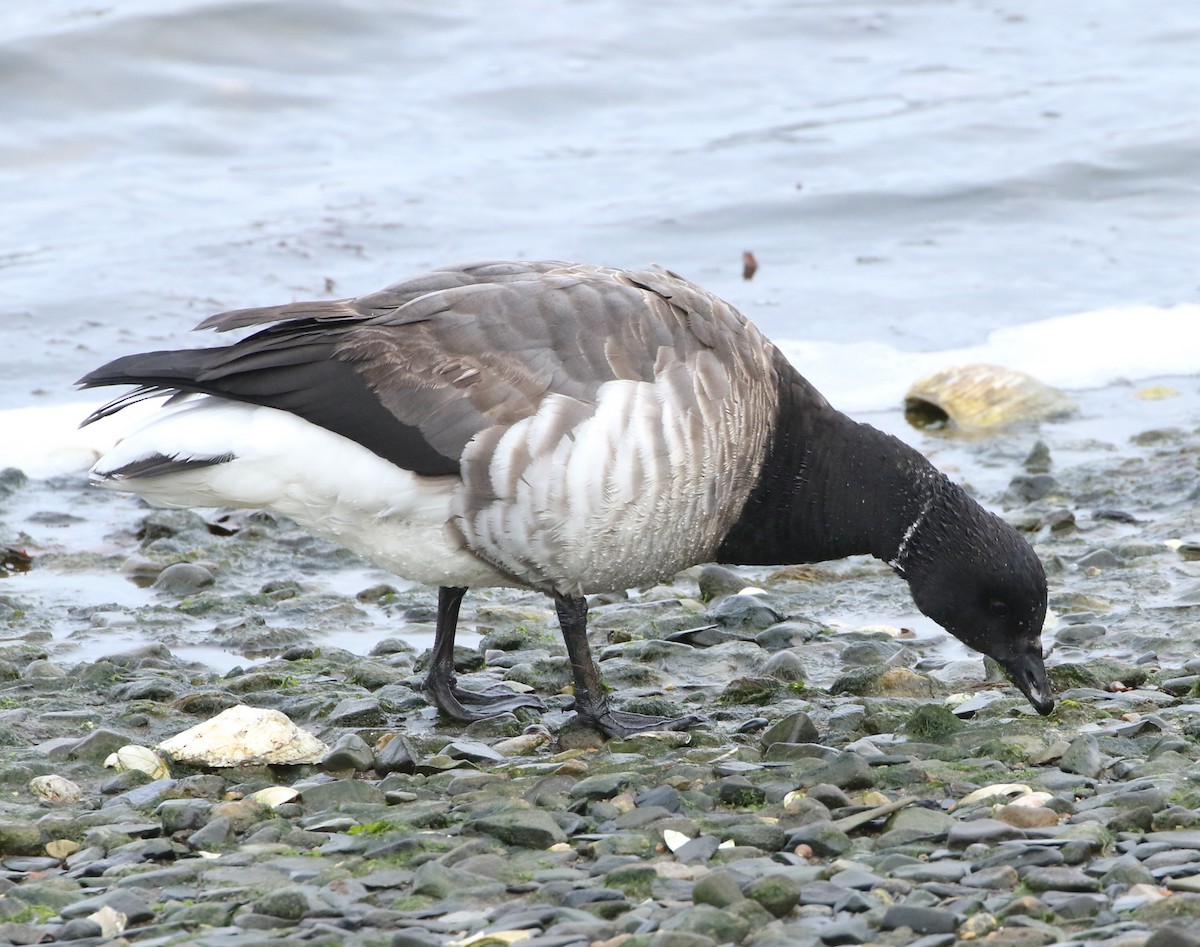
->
[91, 397, 512, 589]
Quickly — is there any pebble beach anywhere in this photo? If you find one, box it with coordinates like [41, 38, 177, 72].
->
[4, 3, 1200, 944]
[1, 374, 1199, 947]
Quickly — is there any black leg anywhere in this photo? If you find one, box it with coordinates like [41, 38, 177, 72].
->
[422, 585, 546, 721]
[555, 593, 702, 737]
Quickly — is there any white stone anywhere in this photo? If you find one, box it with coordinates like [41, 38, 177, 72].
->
[157, 704, 327, 767]
[104, 745, 170, 780]
[29, 774, 85, 804]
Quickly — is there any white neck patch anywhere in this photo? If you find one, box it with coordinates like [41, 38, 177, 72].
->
[888, 494, 935, 575]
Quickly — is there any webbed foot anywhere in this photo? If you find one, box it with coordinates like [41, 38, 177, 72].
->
[575, 707, 704, 738]
[423, 673, 547, 722]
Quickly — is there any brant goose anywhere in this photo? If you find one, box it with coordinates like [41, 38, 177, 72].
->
[79, 261, 1053, 735]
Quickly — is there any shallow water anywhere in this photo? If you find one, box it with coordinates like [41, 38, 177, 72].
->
[3, 0, 1200, 413]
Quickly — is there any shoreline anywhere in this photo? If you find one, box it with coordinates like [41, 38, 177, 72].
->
[0, 373, 1198, 944]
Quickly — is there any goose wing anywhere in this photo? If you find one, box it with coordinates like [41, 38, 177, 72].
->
[81, 261, 774, 478]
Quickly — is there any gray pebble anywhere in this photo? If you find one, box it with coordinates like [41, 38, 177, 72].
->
[816, 916, 870, 945]
[1076, 548, 1123, 570]
[760, 649, 807, 682]
[57, 918, 103, 941]
[879, 905, 959, 935]
[1021, 865, 1102, 893]
[696, 564, 747, 602]
[761, 711, 819, 748]
[327, 696, 386, 728]
[469, 809, 566, 848]
[298, 778, 385, 809]
[710, 593, 783, 630]
[674, 835, 722, 865]
[186, 815, 233, 850]
[691, 869, 744, 908]
[947, 818, 1027, 848]
[1060, 734, 1104, 778]
[322, 732, 375, 772]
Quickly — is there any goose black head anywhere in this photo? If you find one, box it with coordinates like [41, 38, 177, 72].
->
[898, 484, 1053, 715]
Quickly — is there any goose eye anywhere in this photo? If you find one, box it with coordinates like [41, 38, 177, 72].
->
[988, 598, 1010, 617]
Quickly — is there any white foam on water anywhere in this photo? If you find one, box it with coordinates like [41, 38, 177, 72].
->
[0, 399, 161, 481]
[776, 302, 1200, 414]
[3, 302, 1198, 480]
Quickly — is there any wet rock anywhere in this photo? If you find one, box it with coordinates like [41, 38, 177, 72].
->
[691, 868, 744, 908]
[470, 809, 566, 848]
[22, 659, 65, 680]
[718, 675, 782, 705]
[186, 815, 234, 850]
[745, 873, 803, 917]
[697, 564, 748, 602]
[1008, 474, 1057, 503]
[674, 835, 721, 864]
[0, 821, 43, 855]
[902, 704, 961, 740]
[797, 752, 873, 791]
[322, 732, 374, 772]
[889, 860, 969, 883]
[1021, 865, 1102, 893]
[326, 696, 386, 728]
[253, 885, 325, 920]
[298, 778, 385, 809]
[760, 649, 807, 682]
[830, 664, 936, 700]
[59, 889, 154, 925]
[962, 864, 1020, 889]
[152, 562, 215, 593]
[659, 903, 750, 943]
[761, 711, 819, 748]
[708, 777, 767, 808]
[755, 619, 824, 651]
[879, 904, 959, 935]
[995, 804, 1060, 829]
[723, 821, 786, 852]
[1077, 548, 1122, 570]
[786, 820, 852, 857]
[710, 593, 783, 630]
[1024, 440, 1052, 472]
[374, 733, 418, 775]
[1059, 733, 1104, 778]
[1145, 927, 1200, 947]
[815, 917, 870, 945]
[947, 818, 1026, 849]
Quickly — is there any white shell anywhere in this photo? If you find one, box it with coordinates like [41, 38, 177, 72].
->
[87, 905, 127, 938]
[448, 931, 533, 947]
[29, 774, 85, 804]
[1006, 791, 1055, 808]
[104, 745, 171, 780]
[662, 829, 691, 852]
[157, 704, 328, 767]
[493, 731, 552, 757]
[960, 783, 1033, 805]
[250, 786, 302, 808]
